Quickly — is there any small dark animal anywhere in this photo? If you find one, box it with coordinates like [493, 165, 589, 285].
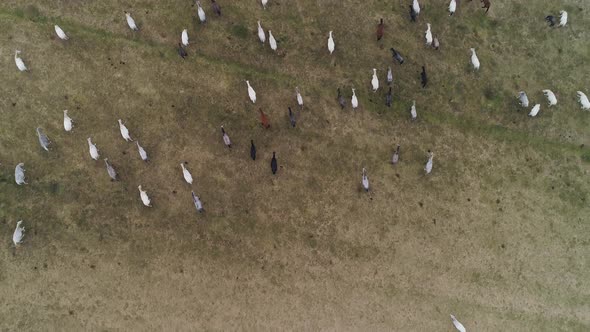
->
[385, 87, 392, 107]
[211, 0, 221, 16]
[421, 66, 428, 88]
[337, 88, 346, 109]
[376, 18, 384, 41]
[288, 107, 296, 127]
[270, 152, 278, 175]
[250, 140, 256, 160]
[471, 0, 491, 13]
[177, 43, 188, 59]
[482, 0, 491, 13]
[409, 5, 417, 22]
[390, 48, 405, 64]
[545, 16, 556, 27]
[259, 109, 270, 128]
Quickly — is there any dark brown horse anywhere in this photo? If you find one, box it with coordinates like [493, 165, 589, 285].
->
[470, 0, 490, 13]
[376, 18, 384, 41]
[259, 109, 270, 129]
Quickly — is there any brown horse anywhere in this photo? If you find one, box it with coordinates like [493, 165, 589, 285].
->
[470, 0, 491, 13]
[259, 109, 270, 129]
[376, 18, 384, 41]
[482, 0, 491, 13]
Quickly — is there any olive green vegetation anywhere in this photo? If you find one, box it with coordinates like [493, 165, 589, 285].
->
[0, 0, 589, 330]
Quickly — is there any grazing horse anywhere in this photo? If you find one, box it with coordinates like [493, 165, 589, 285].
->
[482, 0, 491, 13]
[259, 109, 270, 129]
[288, 107, 297, 127]
[387, 67, 393, 84]
[392, 145, 400, 164]
[390, 48, 405, 64]
[337, 88, 346, 109]
[385, 87, 392, 107]
[376, 19, 384, 40]
[409, 5, 417, 22]
[177, 43, 188, 59]
[211, 0, 221, 16]
[470, 0, 490, 13]
[221, 126, 231, 148]
[271, 152, 278, 174]
[192, 192, 204, 213]
[421, 66, 428, 88]
[361, 168, 369, 192]
[250, 140, 257, 160]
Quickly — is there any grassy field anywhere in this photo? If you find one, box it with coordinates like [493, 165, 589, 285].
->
[0, 0, 589, 330]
